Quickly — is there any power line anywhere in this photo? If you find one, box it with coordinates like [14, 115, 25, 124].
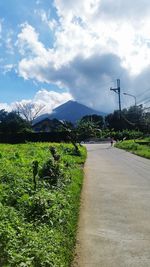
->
[137, 97, 150, 106]
[121, 114, 135, 126]
[138, 95, 150, 103]
[143, 99, 150, 105]
[136, 88, 150, 97]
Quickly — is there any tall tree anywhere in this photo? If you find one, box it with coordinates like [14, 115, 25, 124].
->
[15, 102, 45, 123]
[0, 110, 31, 135]
[80, 114, 104, 128]
[77, 114, 103, 140]
[105, 105, 146, 131]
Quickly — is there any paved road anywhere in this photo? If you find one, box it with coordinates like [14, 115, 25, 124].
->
[73, 144, 150, 267]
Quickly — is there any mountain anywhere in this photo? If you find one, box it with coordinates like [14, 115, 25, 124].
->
[33, 100, 106, 125]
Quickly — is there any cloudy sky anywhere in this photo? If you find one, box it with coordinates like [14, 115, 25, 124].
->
[0, 0, 150, 114]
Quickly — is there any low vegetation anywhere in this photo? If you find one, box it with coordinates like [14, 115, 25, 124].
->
[0, 142, 86, 267]
[115, 139, 150, 159]
[100, 129, 144, 140]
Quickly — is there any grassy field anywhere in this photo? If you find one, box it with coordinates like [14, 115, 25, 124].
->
[0, 142, 86, 267]
[115, 139, 150, 159]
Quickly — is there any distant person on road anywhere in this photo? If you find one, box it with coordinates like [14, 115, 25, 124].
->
[110, 137, 114, 147]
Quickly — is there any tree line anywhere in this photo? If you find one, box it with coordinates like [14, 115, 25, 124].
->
[0, 104, 149, 143]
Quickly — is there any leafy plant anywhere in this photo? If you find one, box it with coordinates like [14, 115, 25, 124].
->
[49, 146, 60, 161]
[39, 158, 63, 186]
[0, 143, 86, 267]
[32, 160, 38, 190]
[115, 139, 150, 159]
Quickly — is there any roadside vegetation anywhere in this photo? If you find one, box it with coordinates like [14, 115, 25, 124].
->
[0, 142, 86, 267]
[0, 105, 150, 146]
[115, 138, 150, 159]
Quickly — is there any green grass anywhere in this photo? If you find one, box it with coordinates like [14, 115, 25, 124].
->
[0, 142, 87, 267]
[115, 139, 150, 159]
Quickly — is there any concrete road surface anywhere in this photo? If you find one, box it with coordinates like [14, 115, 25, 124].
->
[73, 143, 150, 267]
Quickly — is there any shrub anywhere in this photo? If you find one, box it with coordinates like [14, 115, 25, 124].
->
[0, 143, 86, 266]
[39, 158, 64, 186]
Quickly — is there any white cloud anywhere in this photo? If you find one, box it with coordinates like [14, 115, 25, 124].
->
[0, 89, 72, 115]
[53, 0, 150, 75]
[97, 0, 150, 21]
[34, 9, 58, 30]
[16, 23, 48, 57]
[15, 1, 150, 112]
[17, 1, 150, 76]
[33, 89, 72, 113]
[1, 64, 15, 74]
[5, 30, 14, 54]
[0, 102, 12, 112]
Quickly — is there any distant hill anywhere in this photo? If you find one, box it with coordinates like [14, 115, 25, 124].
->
[33, 100, 106, 125]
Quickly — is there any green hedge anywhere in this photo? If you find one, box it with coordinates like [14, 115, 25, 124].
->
[0, 132, 70, 144]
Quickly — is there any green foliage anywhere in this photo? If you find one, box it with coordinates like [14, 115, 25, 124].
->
[0, 143, 86, 266]
[80, 114, 104, 128]
[102, 129, 144, 140]
[105, 105, 149, 132]
[115, 139, 150, 159]
[76, 114, 104, 141]
[32, 160, 38, 190]
[39, 158, 63, 186]
[0, 109, 32, 135]
[49, 146, 60, 161]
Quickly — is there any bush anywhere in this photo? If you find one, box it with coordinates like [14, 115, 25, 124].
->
[0, 143, 86, 266]
[102, 129, 144, 140]
[38, 158, 64, 186]
[115, 139, 150, 159]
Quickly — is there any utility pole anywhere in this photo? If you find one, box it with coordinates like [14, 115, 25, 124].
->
[110, 79, 122, 118]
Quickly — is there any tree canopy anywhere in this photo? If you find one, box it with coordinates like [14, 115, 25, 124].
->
[0, 110, 32, 135]
[105, 105, 149, 132]
[77, 114, 104, 140]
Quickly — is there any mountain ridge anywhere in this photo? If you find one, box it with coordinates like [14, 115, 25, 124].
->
[33, 100, 106, 125]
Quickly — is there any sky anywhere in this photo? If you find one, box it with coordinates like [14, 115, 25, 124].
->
[0, 0, 150, 114]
